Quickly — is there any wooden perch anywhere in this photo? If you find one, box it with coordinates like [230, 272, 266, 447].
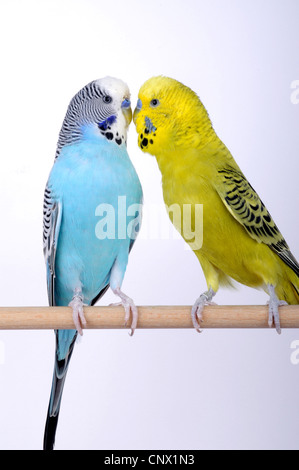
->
[0, 305, 298, 330]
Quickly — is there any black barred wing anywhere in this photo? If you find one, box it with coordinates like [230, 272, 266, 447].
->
[217, 166, 299, 276]
[43, 184, 62, 306]
[43, 184, 110, 307]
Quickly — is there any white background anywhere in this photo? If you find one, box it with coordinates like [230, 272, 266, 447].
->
[0, 0, 298, 450]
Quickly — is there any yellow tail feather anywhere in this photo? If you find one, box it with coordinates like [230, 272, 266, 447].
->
[277, 267, 299, 304]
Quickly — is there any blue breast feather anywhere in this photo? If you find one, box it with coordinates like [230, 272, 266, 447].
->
[47, 136, 142, 358]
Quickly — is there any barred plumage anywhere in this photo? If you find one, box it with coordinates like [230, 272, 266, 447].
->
[218, 166, 299, 276]
[55, 79, 118, 158]
[43, 184, 53, 247]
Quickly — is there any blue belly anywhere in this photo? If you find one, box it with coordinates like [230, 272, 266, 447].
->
[48, 139, 142, 306]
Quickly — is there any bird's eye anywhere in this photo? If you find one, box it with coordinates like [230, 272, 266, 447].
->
[150, 99, 160, 108]
[103, 95, 112, 104]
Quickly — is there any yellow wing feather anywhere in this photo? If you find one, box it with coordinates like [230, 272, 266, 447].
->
[216, 165, 299, 277]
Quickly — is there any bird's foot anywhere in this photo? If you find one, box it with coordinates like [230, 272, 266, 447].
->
[191, 287, 216, 333]
[267, 285, 288, 335]
[69, 290, 86, 336]
[112, 287, 138, 336]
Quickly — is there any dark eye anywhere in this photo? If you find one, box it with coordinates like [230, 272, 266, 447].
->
[150, 99, 160, 108]
[103, 95, 112, 104]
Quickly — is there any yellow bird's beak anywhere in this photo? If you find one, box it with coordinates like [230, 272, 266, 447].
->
[133, 98, 142, 125]
[133, 107, 139, 125]
[121, 98, 132, 126]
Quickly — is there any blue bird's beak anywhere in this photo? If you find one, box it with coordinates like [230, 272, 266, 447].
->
[121, 98, 132, 126]
[133, 99, 142, 125]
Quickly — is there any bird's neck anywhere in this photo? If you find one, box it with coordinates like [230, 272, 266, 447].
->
[55, 120, 128, 159]
[155, 129, 218, 176]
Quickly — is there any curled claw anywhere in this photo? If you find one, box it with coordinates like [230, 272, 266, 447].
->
[191, 301, 203, 333]
[191, 287, 216, 333]
[112, 287, 138, 335]
[267, 284, 288, 335]
[69, 291, 86, 336]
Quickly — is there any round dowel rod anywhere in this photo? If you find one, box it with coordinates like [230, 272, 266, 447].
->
[0, 305, 298, 330]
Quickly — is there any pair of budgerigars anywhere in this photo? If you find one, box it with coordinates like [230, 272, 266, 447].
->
[43, 76, 299, 449]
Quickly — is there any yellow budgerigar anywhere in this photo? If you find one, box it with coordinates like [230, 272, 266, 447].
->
[133, 76, 299, 334]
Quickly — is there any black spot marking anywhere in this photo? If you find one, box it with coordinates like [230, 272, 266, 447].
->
[236, 200, 245, 211]
[150, 139, 153, 144]
[241, 208, 250, 220]
[239, 206, 248, 217]
[142, 138, 148, 146]
[153, 133, 156, 136]
[226, 194, 239, 202]
[140, 134, 143, 139]
[116, 138, 122, 146]
[144, 128, 149, 134]
[263, 214, 271, 223]
[106, 132, 113, 140]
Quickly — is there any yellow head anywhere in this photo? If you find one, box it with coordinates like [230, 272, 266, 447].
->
[133, 76, 214, 157]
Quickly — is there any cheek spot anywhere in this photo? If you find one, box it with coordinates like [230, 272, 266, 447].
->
[139, 127, 157, 149]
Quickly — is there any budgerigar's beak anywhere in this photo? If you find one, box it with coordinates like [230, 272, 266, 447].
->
[121, 98, 132, 126]
[133, 98, 142, 125]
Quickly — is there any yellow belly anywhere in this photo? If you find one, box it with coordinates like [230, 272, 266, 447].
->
[163, 170, 283, 292]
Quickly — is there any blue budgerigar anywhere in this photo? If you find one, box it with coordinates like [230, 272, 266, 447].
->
[43, 77, 143, 450]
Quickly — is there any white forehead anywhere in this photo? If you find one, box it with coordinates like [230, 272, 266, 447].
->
[95, 76, 130, 99]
